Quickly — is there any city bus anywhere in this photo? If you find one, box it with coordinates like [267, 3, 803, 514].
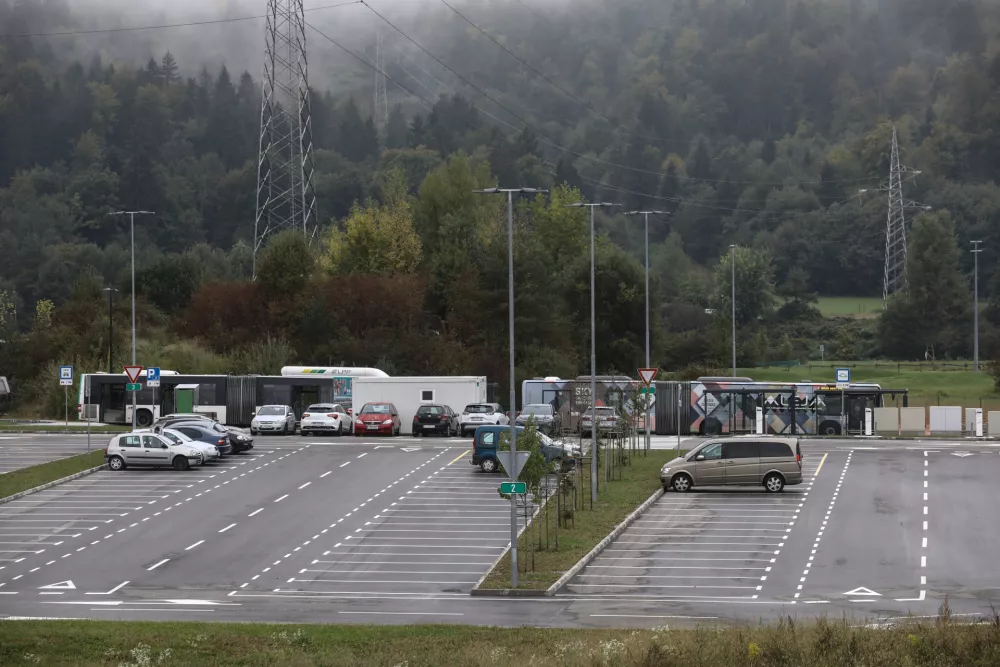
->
[77, 366, 388, 428]
[521, 376, 908, 437]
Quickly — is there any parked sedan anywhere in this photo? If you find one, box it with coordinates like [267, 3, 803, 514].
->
[300, 403, 351, 436]
[251, 405, 296, 436]
[153, 427, 220, 463]
[459, 403, 508, 436]
[104, 432, 203, 471]
[413, 404, 459, 437]
[170, 422, 234, 455]
[354, 402, 401, 436]
[515, 403, 561, 435]
[579, 406, 621, 437]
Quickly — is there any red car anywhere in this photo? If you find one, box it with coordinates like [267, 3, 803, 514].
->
[354, 402, 401, 436]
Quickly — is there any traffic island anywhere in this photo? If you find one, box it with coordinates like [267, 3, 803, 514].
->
[0, 615, 997, 665]
[473, 448, 681, 593]
[0, 451, 107, 501]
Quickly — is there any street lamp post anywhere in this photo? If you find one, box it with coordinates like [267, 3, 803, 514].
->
[101, 287, 119, 374]
[473, 186, 546, 589]
[624, 210, 669, 451]
[972, 240, 984, 371]
[109, 211, 154, 430]
[730, 244, 737, 377]
[565, 201, 621, 505]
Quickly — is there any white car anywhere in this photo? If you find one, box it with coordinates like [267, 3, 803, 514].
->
[459, 403, 509, 437]
[104, 432, 203, 471]
[580, 406, 620, 436]
[251, 405, 296, 435]
[300, 403, 351, 436]
[154, 427, 220, 463]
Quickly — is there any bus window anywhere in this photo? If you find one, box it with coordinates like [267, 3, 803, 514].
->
[816, 392, 842, 417]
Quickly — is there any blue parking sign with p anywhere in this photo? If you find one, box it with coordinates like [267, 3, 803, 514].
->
[147, 367, 161, 387]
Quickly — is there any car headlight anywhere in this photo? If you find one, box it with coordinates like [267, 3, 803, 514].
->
[661, 467, 671, 474]
[382, 419, 393, 425]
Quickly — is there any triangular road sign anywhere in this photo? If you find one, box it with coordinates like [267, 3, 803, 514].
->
[39, 580, 76, 590]
[123, 365, 144, 384]
[638, 368, 659, 386]
[843, 586, 880, 596]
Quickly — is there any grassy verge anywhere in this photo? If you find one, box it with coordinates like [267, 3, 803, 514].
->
[478, 448, 679, 590]
[0, 450, 106, 499]
[0, 616, 997, 666]
[743, 359, 1000, 408]
[816, 296, 884, 317]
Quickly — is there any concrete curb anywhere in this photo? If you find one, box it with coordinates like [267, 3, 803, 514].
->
[470, 490, 553, 595]
[0, 430, 123, 435]
[545, 486, 665, 596]
[0, 464, 108, 506]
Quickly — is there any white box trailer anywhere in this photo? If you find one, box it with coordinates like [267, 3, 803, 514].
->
[352, 376, 488, 435]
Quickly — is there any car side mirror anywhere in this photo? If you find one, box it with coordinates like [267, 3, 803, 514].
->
[695, 454, 705, 461]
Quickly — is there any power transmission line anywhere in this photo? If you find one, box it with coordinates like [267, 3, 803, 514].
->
[0, 1, 361, 38]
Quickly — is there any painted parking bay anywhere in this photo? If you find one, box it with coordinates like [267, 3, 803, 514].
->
[563, 479, 814, 601]
[283, 451, 529, 599]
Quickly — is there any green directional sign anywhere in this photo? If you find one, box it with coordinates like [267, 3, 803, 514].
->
[639, 386, 656, 394]
[126, 383, 141, 392]
[500, 482, 526, 494]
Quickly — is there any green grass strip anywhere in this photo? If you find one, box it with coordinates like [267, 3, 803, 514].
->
[0, 450, 106, 499]
[0, 616, 996, 666]
[479, 447, 681, 590]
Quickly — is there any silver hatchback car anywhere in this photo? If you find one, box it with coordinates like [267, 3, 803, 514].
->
[660, 436, 803, 493]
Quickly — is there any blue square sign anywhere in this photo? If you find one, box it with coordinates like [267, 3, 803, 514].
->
[147, 367, 161, 388]
[835, 368, 850, 386]
[59, 365, 73, 386]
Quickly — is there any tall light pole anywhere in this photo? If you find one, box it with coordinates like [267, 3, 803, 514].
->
[109, 211, 154, 431]
[101, 287, 119, 374]
[972, 240, 984, 371]
[730, 244, 737, 377]
[473, 186, 546, 588]
[624, 210, 669, 450]
[565, 201, 621, 504]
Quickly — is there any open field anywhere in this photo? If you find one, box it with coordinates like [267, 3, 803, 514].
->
[744, 359, 1000, 408]
[478, 449, 678, 590]
[816, 296, 884, 317]
[1, 615, 997, 666]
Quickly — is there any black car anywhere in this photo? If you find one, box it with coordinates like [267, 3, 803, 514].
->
[412, 404, 459, 437]
[171, 421, 254, 454]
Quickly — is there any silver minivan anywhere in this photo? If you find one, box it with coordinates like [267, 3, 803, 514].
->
[660, 436, 803, 493]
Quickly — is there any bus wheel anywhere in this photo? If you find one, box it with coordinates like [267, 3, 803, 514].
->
[136, 409, 153, 428]
[819, 421, 841, 436]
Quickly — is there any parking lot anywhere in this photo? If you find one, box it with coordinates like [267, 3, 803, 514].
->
[0, 436, 90, 475]
[564, 454, 823, 601]
[271, 448, 532, 600]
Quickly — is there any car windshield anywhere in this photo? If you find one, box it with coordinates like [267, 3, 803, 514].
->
[161, 430, 190, 444]
[585, 407, 616, 416]
[465, 405, 493, 414]
[258, 406, 284, 416]
[306, 405, 334, 412]
[361, 404, 390, 414]
[417, 406, 444, 415]
[521, 405, 552, 416]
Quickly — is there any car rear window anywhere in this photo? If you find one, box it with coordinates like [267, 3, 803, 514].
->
[306, 405, 333, 412]
[760, 441, 793, 458]
[417, 406, 444, 415]
[465, 405, 492, 414]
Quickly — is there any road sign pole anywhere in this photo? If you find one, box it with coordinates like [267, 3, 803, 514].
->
[86, 375, 91, 454]
[64, 386, 68, 426]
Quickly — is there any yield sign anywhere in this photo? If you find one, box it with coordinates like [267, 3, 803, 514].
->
[123, 365, 143, 384]
[843, 586, 880, 596]
[39, 580, 76, 590]
[638, 368, 659, 386]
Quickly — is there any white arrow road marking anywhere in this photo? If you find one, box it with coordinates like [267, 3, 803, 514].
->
[38, 580, 75, 590]
[843, 586, 881, 596]
[951, 452, 974, 457]
[85, 581, 129, 595]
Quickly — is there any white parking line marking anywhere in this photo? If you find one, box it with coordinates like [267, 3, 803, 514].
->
[298, 482, 311, 490]
[185, 540, 205, 551]
[148, 559, 169, 571]
[249, 509, 263, 517]
[219, 524, 237, 533]
[274, 495, 288, 503]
